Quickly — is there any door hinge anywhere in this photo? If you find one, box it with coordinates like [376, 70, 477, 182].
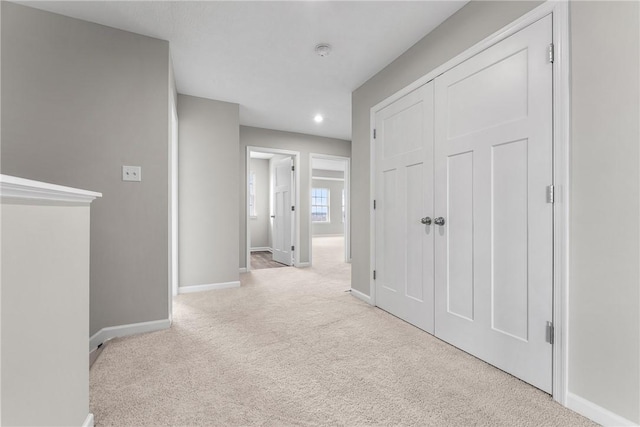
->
[291, 165, 295, 172]
[291, 205, 295, 211]
[291, 245, 295, 251]
[373, 270, 376, 280]
[547, 43, 554, 63]
[546, 185, 555, 204]
[373, 129, 377, 139]
[546, 321, 554, 344]
[373, 200, 376, 210]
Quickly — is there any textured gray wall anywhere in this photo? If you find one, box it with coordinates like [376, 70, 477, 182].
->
[352, 0, 639, 422]
[569, 1, 639, 421]
[1, 2, 171, 336]
[249, 158, 270, 249]
[239, 126, 350, 268]
[178, 94, 240, 288]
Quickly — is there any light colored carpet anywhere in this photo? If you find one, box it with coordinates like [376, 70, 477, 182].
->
[90, 236, 594, 426]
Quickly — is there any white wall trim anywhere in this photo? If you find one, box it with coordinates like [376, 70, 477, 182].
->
[250, 247, 272, 252]
[82, 413, 95, 427]
[0, 174, 102, 204]
[566, 393, 637, 427]
[178, 281, 240, 294]
[295, 262, 310, 268]
[350, 288, 373, 305]
[89, 319, 170, 351]
[369, 0, 571, 411]
[239, 267, 248, 273]
[550, 0, 571, 407]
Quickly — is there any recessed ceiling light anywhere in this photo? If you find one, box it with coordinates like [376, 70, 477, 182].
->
[315, 43, 331, 57]
[314, 114, 324, 123]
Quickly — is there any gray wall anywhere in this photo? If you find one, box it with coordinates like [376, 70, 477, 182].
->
[313, 170, 345, 180]
[1, 2, 171, 336]
[239, 126, 350, 268]
[249, 158, 270, 249]
[351, 0, 639, 422]
[569, 1, 639, 421]
[312, 171, 345, 236]
[179, 94, 240, 288]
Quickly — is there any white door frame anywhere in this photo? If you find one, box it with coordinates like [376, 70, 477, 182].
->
[368, 1, 570, 404]
[246, 146, 301, 271]
[168, 90, 179, 322]
[309, 153, 351, 266]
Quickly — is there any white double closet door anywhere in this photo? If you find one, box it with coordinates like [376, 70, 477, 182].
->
[375, 15, 553, 393]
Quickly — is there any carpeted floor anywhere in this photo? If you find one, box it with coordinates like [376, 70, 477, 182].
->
[90, 236, 594, 426]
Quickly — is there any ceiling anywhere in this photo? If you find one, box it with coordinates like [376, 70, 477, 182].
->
[19, 1, 467, 140]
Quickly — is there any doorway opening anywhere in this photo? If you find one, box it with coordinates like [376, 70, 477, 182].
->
[309, 154, 351, 270]
[246, 147, 300, 271]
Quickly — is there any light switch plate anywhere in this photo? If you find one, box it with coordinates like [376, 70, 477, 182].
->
[122, 165, 142, 182]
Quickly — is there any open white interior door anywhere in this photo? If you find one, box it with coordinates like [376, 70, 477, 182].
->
[271, 156, 293, 266]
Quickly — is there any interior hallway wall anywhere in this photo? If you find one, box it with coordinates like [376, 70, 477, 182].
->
[249, 158, 270, 249]
[1, 2, 171, 336]
[239, 126, 350, 268]
[178, 94, 240, 289]
[569, 1, 639, 421]
[351, 0, 639, 422]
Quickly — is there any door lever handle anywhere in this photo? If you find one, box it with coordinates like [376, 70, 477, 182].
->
[434, 217, 446, 226]
[420, 217, 432, 225]
[270, 215, 276, 218]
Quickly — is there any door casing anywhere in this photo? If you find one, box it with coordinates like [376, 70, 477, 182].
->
[245, 146, 301, 271]
[309, 153, 352, 266]
[368, 1, 570, 405]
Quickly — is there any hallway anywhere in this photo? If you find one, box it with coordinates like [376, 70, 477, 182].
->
[89, 237, 591, 426]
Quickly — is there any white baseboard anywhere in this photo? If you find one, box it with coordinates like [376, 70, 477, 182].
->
[178, 281, 240, 294]
[296, 262, 310, 268]
[239, 267, 248, 273]
[250, 247, 272, 252]
[350, 288, 373, 305]
[82, 413, 94, 427]
[566, 392, 637, 426]
[90, 319, 171, 351]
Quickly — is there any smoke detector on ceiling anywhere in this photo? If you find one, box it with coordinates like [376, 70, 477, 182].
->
[315, 43, 332, 57]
